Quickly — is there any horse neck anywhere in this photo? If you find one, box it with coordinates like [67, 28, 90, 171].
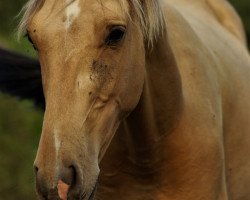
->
[123, 35, 183, 170]
[100, 34, 183, 177]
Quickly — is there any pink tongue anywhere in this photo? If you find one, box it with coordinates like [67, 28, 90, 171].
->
[57, 180, 70, 200]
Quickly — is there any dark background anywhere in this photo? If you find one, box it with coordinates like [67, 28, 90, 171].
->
[0, 0, 249, 199]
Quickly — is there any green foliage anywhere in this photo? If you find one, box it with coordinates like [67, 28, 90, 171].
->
[0, 0, 37, 57]
[0, 0, 25, 35]
[0, 1, 41, 199]
[229, 0, 250, 47]
[0, 94, 42, 199]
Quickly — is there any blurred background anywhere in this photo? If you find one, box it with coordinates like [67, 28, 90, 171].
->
[0, 0, 249, 199]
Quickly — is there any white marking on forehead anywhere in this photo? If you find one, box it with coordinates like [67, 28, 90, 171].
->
[65, 0, 81, 29]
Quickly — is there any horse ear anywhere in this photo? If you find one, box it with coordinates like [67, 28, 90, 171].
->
[0, 48, 45, 110]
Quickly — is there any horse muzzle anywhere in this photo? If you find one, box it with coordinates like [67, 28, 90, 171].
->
[35, 161, 99, 200]
[34, 98, 120, 200]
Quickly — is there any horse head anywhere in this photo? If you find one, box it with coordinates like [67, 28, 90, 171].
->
[20, 0, 163, 199]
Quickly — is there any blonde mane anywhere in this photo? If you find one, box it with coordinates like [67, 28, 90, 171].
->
[18, 0, 165, 47]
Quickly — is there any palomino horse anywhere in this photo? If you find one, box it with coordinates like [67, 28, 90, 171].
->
[16, 0, 250, 199]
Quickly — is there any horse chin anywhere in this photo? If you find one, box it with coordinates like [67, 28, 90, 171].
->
[87, 181, 98, 200]
[67, 165, 99, 200]
[67, 179, 98, 200]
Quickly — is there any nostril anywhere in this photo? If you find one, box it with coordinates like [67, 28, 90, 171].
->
[34, 163, 79, 199]
[60, 165, 77, 186]
[34, 165, 39, 175]
[69, 165, 77, 186]
[57, 165, 78, 199]
[35, 170, 49, 199]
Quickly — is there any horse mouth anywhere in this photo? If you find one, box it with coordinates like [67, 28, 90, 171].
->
[38, 178, 98, 200]
[87, 180, 98, 200]
[78, 178, 98, 200]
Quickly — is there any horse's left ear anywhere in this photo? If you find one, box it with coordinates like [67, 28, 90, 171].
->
[0, 48, 45, 110]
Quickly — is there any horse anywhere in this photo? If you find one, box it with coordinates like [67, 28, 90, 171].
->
[3, 0, 250, 199]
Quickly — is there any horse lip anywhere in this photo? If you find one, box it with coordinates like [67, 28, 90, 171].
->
[88, 183, 97, 200]
[87, 179, 98, 200]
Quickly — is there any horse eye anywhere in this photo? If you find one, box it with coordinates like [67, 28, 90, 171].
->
[105, 26, 126, 46]
[25, 33, 37, 51]
[25, 33, 33, 44]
